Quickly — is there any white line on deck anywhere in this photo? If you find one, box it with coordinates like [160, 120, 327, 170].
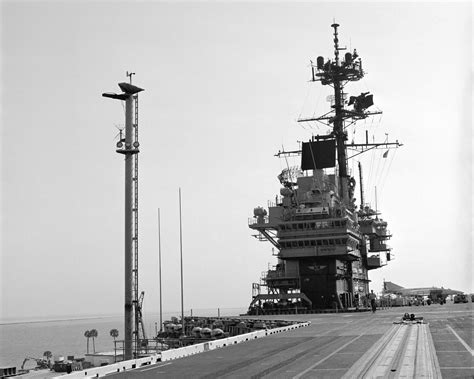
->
[440, 366, 474, 369]
[292, 334, 363, 379]
[446, 325, 474, 356]
[139, 362, 172, 372]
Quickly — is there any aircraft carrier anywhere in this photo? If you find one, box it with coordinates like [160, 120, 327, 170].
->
[90, 23, 473, 379]
[100, 23, 471, 379]
[14, 302, 473, 378]
[102, 303, 474, 378]
[11, 22, 473, 379]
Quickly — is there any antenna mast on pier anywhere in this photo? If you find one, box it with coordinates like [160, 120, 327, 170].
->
[103, 74, 144, 360]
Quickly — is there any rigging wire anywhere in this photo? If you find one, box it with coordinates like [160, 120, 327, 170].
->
[367, 134, 376, 199]
[343, 74, 394, 209]
[375, 150, 388, 191]
[298, 82, 313, 121]
[310, 121, 320, 131]
[379, 148, 397, 193]
[373, 136, 386, 184]
[278, 144, 284, 173]
[372, 150, 384, 205]
[372, 132, 396, 198]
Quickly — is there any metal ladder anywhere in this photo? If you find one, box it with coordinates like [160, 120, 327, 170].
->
[132, 94, 140, 355]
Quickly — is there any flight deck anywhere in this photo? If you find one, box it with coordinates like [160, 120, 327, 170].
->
[105, 302, 472, 378]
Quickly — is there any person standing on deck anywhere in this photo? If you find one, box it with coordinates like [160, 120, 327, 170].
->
[369, 290, 377, 313]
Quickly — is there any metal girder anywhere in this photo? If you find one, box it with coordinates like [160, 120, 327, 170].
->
[258, 229, 280, 249]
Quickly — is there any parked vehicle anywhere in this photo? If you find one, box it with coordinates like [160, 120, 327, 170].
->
[453, 294, 468, 303]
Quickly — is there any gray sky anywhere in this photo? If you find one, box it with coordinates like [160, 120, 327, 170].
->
[1, 1, 472, 320]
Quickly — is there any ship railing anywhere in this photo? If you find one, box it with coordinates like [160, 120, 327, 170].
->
[368, 243, 391, 252]
[377, 229, 392, 237]
[367, 254, 384, 268]
[265, 270, 286, 279]
[268, 196, 283, 208]
[113, 338, 169, 360]
[248, 216, 269, 226]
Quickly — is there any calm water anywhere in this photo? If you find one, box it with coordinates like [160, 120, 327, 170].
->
[0, 308, 246, 369]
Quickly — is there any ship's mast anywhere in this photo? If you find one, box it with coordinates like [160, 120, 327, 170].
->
[331, 23, 349, 203]
[358, 161, 365, 209]
[274, 23, 402, 207]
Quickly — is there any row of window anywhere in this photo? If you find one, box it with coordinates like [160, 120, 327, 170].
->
[279, 219, 347, 231]
[279, 238, 349, 249]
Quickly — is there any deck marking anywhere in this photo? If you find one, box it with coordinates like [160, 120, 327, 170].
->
[139, 362, 172, 372]
[446, 325, 474, 356]
[440, 366, 474, 369]
[291, 334, 363, 379]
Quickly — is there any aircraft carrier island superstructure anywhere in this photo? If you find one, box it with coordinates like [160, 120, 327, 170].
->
[248, 23, 402, 313]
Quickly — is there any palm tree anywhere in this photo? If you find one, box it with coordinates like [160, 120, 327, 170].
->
[110, 329, 119, 341]
[89, 329, 98, 353]
[84, 330, 90, 354]
[110, 329, 119, 362]
[43, 351, 52, 368]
